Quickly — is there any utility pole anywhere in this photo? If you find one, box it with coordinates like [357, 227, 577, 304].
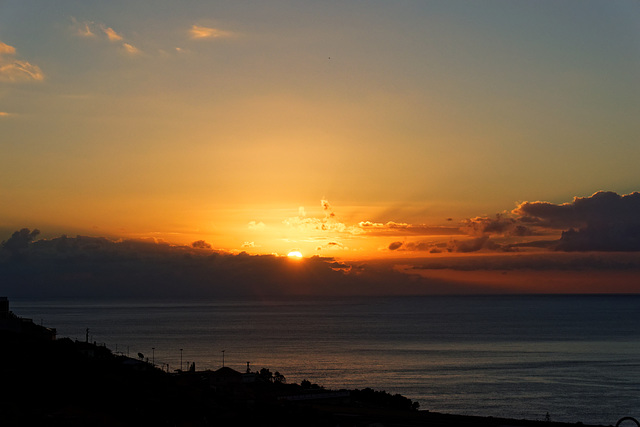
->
[180, 348, 183, 371]
[222, 350, 225, 368]
[152, 347, 155, 366]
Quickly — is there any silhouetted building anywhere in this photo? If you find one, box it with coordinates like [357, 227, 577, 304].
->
[0, 297, 9, 318]
[0, 297, 56, 340]
[210, 366, 244, 392]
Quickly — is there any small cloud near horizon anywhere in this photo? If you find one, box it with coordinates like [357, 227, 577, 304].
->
[191, 240, 212, 249]
[316, 241, 348, 252]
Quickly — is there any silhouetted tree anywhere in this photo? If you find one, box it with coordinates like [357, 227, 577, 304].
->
[352, 388, 419, 411]
[273, 371, 286, 384]
[257, 368, 273, 383]
[300, 379, 322, 389]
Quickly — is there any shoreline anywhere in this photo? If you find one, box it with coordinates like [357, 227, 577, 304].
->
[1, 332, 614, 427]
[0, 301, 621, 426]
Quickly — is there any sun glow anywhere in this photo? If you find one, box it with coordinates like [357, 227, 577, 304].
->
[287, 251, 303, 258]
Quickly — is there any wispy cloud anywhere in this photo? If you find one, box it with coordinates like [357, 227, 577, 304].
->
[283, 200, 350, 233]
[0, 42, 16, 55]
[0, 60, 45, 82]
[71, 17, 95, 37]
[122, 43, 140, 55]
[357, 221, 461, 237]
[0, 41, 44, 83]
[101, 25, 123, 42]
[284, 200, 462, 240]
[248, 221, 266, 230]
[0, 112, 14, 118]
[189, 25, 233, 40]
[72, 18, 141, 55]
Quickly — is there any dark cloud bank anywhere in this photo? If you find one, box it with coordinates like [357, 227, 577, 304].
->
[3, 229, 640, 299]
[389, 191, 640, 253]
[0, 231, 465, 298]
[516, 191, 640, 251]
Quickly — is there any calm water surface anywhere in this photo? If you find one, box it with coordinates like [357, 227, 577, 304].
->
[11, 295, 640, 425]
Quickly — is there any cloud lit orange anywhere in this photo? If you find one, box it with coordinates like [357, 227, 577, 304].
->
[189, 25, 233, 39]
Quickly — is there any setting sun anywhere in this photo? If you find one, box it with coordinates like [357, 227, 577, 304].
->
[287, 251, 303, 259]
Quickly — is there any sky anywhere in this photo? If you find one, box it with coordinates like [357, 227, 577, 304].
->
[1, 1, 640, 296]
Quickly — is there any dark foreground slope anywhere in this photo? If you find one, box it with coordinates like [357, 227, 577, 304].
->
[1, 329, 609, 427]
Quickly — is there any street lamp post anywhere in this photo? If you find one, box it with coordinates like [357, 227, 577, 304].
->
[222, 350, 225, 368]
[152, 347, 155, 366]
[180, 348, 183, 371]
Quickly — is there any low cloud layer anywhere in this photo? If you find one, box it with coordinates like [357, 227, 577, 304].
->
[0, 231, 452, 298]
[3, 228, 640, 298]
[388, 236, 498, 254]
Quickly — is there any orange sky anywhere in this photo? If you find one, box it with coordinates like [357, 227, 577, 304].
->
[1, 1, 640, 294]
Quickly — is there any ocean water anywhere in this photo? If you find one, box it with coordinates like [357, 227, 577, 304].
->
[10, 295, 640, 425]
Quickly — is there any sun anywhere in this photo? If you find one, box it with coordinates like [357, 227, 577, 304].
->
[287, 251, 303, 259]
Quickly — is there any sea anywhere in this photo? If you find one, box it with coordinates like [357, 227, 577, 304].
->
[10, 295, 640, 426]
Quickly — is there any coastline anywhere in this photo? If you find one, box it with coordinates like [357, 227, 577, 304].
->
[0, 313, 614, 427]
